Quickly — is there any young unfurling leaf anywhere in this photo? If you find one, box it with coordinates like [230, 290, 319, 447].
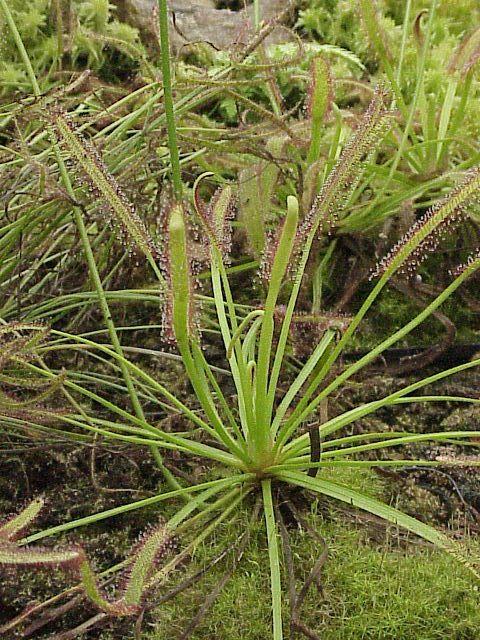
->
[168, 202, 194, 346]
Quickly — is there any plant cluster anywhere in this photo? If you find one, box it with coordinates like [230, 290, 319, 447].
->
[0, 0, 480, 638]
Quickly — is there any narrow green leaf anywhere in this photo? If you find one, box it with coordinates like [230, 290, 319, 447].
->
[262, 479, 283, 640]
[278, 470, 479, 577]
[122, 522, 174, 606]
[255, 196, 299, 459]
[0, 546, 82, 567]
[50, 109, 161, 263]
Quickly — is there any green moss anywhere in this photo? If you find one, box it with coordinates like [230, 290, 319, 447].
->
[316, 535, 480, 640]
[130, 470, 480, 640]
[0, 0, 145, 95]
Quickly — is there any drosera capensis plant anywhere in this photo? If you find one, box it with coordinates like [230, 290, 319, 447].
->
[2, 0, 480, 638]
[156, 98, 480, 637]
[5, 145, 480, 636]
[5, 97, 480, 636]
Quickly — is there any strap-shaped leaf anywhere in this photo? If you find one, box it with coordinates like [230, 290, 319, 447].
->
[0, 545, 82, 569]
[121, 522, 175, 606]
[278, 469, 480, 578]
[49, 108, 161, 262]
[374, 167, 480, 279]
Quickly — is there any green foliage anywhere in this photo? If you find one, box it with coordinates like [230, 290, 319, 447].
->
[297, 0, 480, 159]
[298, 0, 480, 71]
[0, 0, 145, 95]
[1, 0, 480, 637]
[298, 0, 397, 69]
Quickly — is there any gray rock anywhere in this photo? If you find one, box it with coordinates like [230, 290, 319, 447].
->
[113, 0, 291, 53]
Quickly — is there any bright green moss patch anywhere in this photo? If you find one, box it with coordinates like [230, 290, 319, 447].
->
[143, 509, 480, 640]
[0, 0, 145, 95]
[142, 470, 480, 640]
